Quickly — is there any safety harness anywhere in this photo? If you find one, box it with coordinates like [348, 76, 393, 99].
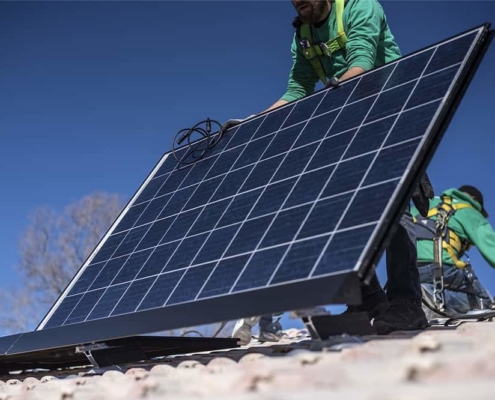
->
[415, 195, 474, 310]
[415, 196, 474, 269]
[294, 0, 348, 86]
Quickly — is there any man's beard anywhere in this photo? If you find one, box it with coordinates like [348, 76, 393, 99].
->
[297, 1, 328, 25]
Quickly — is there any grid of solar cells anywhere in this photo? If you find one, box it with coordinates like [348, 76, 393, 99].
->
[41, 28, 481, 329]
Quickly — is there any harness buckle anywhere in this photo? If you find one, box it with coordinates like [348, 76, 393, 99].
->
[318, 42, 332, 57]
[299, 37, 311, 50]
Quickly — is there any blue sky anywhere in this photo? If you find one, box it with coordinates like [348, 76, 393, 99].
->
[1, 1, 495, 331]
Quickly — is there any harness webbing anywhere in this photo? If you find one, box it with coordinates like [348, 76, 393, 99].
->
[415, 196, 474, 269]
[296, 0, 348, 86]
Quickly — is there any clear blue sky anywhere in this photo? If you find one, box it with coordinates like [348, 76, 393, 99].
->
[1, 1, 495, 329]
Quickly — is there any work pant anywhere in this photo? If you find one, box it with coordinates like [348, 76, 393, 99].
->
[418, 263, 492, 314]
[362, 210, 422, 306]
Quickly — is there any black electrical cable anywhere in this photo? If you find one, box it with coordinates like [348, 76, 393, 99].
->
[172, 118, 224, 166]
[178, 322, 229, 338]
[180, 330, 204, 337]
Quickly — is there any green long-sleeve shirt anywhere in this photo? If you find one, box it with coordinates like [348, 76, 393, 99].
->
[281, 0, 402, 103]
[412, 188, 495, 268]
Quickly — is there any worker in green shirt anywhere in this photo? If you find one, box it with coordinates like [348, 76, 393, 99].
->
[265, 0, 402, 111]
[413, 185, 495, 316]
[230, 0, 430, 344]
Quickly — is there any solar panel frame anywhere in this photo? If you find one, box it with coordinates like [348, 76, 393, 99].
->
[1, 24, 491, 357]
[356, 24, 494, 283]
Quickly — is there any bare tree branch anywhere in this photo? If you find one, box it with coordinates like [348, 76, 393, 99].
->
[0, 191, 230, 339]
[0, 192, 124, 333]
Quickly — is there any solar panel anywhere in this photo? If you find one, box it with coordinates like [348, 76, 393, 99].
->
[3, 24, 492, 355]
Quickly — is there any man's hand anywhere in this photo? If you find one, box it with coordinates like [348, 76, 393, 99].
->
[325, 76, 340, 88]
[221, 115, 256, 133]
[411, 173, 434, 217]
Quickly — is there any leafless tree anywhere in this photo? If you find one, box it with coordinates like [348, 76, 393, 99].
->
[0, 191, 235, 339]
[0, 191, 124, 333]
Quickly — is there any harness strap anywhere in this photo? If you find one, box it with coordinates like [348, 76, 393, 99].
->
[414, 196, 474, 269]
[296, 0, 348, 86]
[299, 24, 329, 86]
[335, 0, 348, 47]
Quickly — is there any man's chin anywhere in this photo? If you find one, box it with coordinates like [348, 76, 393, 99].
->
[298, 13, 314, 24]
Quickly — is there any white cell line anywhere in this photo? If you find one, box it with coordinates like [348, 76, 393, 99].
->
[192, 89, 336, 300]
[101, 123, 261, 318]
[57, 45, 468, 325]
[307, 47, 439, 279]
[348, 27, 486, 277]
[65, 219, 381, 303]
[125, 93, 446, 223]
[174, 104, 302, 303]
[206, 27, 475, 138]
[249, 87, 386, 286]
[132, 111, 279, 313]
[44, 27, 483, 328]
[132, 66, 441, 197]
[107, 97, 442, 241]
[57, 40, 462, 310]
[104, 138, 393, 239]
[61, 93, 437, 310]
[143, 58, 464, 188]
[79, 124, 250, 323]
[150, 59, 462, 188]
[86, 61, 450, 302]
[265, 62, 402, 285]
[62, 115, 299, 307]
[58, 149, 203, 326]
[66, 122, 424, 307]
[64, 175, 403, 301]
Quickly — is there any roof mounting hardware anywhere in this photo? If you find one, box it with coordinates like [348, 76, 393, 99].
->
[302, 312, 376, 340]
[0, 336, 239, 376]
[75, 343, 111, 369]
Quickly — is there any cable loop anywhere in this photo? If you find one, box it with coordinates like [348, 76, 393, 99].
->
[172, 118, 224, 166]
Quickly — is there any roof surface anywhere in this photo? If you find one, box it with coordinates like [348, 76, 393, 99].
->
[1, 321, 495, 400]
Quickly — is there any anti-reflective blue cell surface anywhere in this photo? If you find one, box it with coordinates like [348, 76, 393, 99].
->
[41, 27, 482, 330]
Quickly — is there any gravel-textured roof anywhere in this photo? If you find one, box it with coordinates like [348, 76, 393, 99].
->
[1, 322, 495, 400]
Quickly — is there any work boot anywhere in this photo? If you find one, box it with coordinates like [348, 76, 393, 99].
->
[344, 290, 390, 320]
[372, 302, 429, 335]
[259, 315, 284, 343]
[231, 316, 260, 345]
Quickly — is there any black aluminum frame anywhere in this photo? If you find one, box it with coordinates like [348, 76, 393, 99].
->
[0, 335, 238, 375]
[356, 23, 494, 284]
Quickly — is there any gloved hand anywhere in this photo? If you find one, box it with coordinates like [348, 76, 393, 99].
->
[221, 114, 257, 133]
[325, 76, 340, 88]
[411, 172, 435, 217]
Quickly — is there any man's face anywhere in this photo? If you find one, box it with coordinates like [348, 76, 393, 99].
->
[292, 0, 330, 24]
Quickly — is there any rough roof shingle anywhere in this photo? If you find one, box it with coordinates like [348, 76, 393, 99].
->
[2, 322, 495, 399]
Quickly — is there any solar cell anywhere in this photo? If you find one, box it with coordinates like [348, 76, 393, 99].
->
[19, 24, 490, 349]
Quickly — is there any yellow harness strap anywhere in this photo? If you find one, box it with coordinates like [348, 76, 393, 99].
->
[426, 197, 474, 269]
[297, 0, 348, 86]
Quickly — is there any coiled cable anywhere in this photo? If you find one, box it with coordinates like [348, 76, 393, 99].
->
[172, 118, 224, 166]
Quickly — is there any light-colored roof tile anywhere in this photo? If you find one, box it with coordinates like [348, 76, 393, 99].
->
[2, 323, 495, 399]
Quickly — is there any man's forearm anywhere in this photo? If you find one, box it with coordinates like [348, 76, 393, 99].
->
[263, 99, 289, 113]
[264, 66, 364, 114]
[264, 67, 364, 113]
[339, 66, 366, 82]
